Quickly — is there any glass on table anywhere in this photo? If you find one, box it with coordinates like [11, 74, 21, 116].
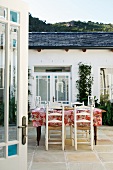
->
[88, 96, 95, 107]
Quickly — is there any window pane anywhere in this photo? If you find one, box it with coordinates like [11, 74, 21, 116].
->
[0, 127, 4, 142]
[0, 6, 7, 20]
[9, 26, 18, 140]
[0, 68, 4, 88]
[36, 78, 38, 96]
[39, 78, 47, 101]
[10, 11, 19, 23]
[9, 127, 17, 140]
[36, 76, 49, 102]
[0, 22, 5, 141]
[100, 68, 113, 101]
[55, 76, 69, 102]
[8, 144, 17, 156]
[48, 78, 50, 101]
[0, 146, 5, 158]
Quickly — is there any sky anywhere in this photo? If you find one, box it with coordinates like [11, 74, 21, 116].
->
[23, 0, 113, 24]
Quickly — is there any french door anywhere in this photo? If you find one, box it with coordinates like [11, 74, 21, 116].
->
[0, 1, 28, 170]
[100, 68, 113, 101]
[34, 73, 70, 105]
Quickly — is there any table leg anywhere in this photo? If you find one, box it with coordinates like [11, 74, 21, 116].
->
[36, 126, 41, 146]
[94, 126, 97, 145]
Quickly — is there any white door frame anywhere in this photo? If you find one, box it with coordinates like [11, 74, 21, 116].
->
[0, 1, 28, 170]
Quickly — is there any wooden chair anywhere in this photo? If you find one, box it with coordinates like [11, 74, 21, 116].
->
[45, 104, 65, 150]
[70, 102, 84, 139]
[72, 105, 94, 150]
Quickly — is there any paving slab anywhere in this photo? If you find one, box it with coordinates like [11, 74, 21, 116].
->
[104, 163, 113, 170]
[69, 162, 105, 170]
[66, 152, 100, 162]
[33, 151, 65, 163]
[98, 153, 113, 162]
[31, 162, 67, 170]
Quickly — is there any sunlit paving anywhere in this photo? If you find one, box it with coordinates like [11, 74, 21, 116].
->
[28, 125, 113, 170]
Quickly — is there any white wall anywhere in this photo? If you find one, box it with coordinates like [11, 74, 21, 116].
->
[28, 48, 113, 106]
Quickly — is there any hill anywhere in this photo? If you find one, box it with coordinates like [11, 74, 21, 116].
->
[29, 13, 113, 32]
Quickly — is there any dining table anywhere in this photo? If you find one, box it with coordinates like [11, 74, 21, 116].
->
[31, 107, 104, 146]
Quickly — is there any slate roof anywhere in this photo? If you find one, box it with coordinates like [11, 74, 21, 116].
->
[29, 32, 113, 49]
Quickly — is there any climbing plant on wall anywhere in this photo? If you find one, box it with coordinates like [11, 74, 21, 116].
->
[76, 62, 94, 105]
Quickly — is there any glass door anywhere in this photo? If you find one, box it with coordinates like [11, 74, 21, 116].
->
[100, 68, 113, 101]
[0, 1, 28, 170]
[53, 73, 70, 104]
[34, 73, 70, 105]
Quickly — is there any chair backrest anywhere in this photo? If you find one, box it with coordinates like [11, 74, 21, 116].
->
[88, 96, 95, 107]
[74, 105, 94, 123]
[35, 96, 41, 107]
[48, 101, 62, 108]
[71, 101, 84, 107]
[46, 104, 64, 125]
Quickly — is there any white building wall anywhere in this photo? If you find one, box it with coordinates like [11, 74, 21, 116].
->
[28, 49, 113, 107]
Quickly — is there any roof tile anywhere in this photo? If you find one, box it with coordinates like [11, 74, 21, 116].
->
[29, 32, 113, 49]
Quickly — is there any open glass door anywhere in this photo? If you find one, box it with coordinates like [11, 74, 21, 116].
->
[0, 1, 28, 170]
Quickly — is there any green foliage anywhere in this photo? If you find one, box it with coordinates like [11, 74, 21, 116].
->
[9, 96, 17, 124]
[98, 100, 113, 126]
[0, 97, 17, 125]
[95, 93, 113, 126]
[76, 62, 93, 105]
[100, 93, 109, 105]
[29, 13, 113, 32]
[29, 13, 53, 32]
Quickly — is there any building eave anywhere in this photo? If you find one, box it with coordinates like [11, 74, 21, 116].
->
[29, 46, 113, 50]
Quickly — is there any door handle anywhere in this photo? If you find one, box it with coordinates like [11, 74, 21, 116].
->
[18, 116, 27, 145]
[18, 125, 27, 128]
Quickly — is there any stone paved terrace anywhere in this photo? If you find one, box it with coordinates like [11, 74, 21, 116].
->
[28, 125, 113, 170]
